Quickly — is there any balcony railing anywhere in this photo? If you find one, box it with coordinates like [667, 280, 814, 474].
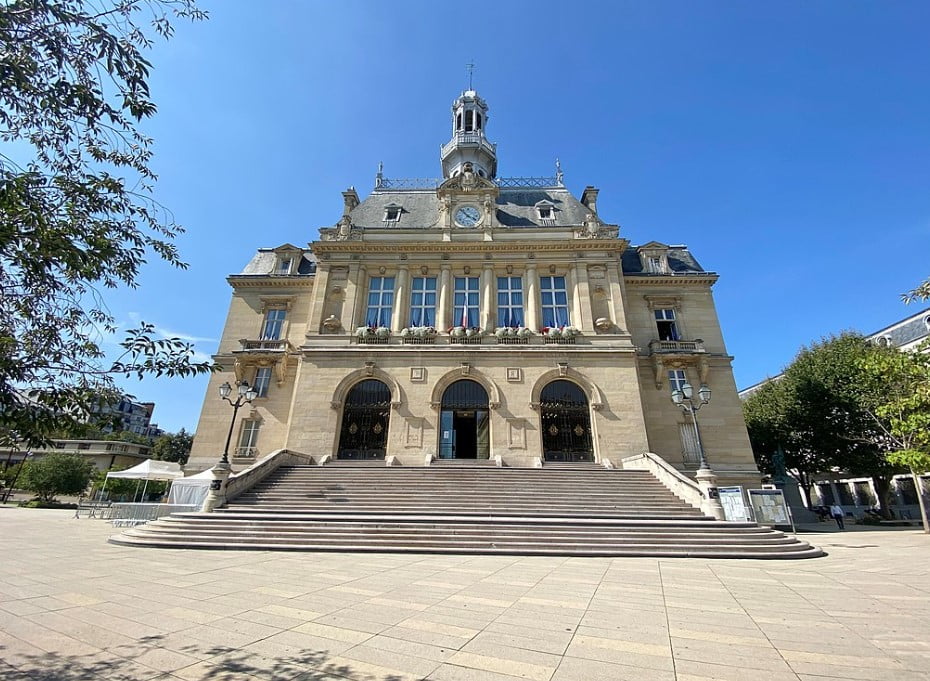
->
[356, 336, 389, 345]
[401, 336, 436, 345]
[338, 335, 591, 347]
[648, 339, 706, 354]
[234, 446, 257, 459]
[543, 337, 576, 345]
[450, 336, 484, 345]
[238, 339, 289, 352]
[440, 131, 497, 159]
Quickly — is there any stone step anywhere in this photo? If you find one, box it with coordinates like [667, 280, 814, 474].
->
[126, 528, 801, 548]
[109, 532, 823, 559]
[110, 463, 824, 559]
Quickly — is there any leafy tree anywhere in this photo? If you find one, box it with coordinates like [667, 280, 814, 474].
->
[858, 346, 930, 532]
[886, 450, 930, 534]
[20, 452, 94, 502]
[151, 428, 192, 464]
[743, 334, 901, 511]
[903, 278, 930, 304]
[0, 0, 210, 447]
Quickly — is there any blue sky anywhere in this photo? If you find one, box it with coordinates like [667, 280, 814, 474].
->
[108, 1, 930, 433]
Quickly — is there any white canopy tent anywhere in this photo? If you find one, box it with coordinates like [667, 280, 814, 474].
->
[102, 459, 184, 502]
[166, 468, 213, 507]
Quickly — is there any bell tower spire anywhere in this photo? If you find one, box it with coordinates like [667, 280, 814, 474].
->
[440, 86, 497, 180]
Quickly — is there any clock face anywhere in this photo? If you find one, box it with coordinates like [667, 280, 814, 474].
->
[454, 205, 481, 227]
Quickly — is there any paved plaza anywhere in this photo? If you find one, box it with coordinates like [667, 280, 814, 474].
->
[1, 509, 929, 681]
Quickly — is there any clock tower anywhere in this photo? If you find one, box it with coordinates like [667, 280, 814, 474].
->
[440, 89, 498, 180]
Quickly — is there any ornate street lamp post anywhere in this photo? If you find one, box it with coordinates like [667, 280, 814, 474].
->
[218, 380, 257, 465]
[671, 382, 726, 520]
[202, 380, 256, 513]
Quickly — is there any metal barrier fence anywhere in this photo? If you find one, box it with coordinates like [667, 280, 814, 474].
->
[107, 503, 199, 527]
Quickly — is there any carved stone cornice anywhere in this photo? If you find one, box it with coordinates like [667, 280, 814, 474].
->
[312, 239, 630, 256]
[625, 274, 718, 286]
[227, 275, 314, 289]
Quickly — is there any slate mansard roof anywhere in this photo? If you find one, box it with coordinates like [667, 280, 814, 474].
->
[236, 248, 317, 277]
[621, 247, 707, 276]
[348, 186, 592, 230]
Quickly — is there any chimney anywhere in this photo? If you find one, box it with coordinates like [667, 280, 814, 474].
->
[581, 186, 599, 213]
[342, 187, 360, 215]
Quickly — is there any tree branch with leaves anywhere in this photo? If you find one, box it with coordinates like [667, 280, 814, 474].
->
[0, 1, 211, 445]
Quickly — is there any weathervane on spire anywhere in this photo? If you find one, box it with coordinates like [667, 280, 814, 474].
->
[465, 61, 475, 90]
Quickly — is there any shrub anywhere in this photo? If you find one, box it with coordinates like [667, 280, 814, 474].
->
[20, 453, 94, 503]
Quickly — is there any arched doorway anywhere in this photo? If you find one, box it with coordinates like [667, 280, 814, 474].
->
[439, 380, 490, 459]
[540, 380, 594, 462]
[337, 379, 391, 460]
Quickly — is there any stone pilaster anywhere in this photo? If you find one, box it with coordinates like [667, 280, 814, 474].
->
[481, 263, 494, 331]
[438, 264, 452, 330]
[525, 263, 539, 332]
[391, 265, 409, 332]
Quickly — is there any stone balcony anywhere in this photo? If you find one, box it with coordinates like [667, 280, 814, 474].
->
[647, 338, 706, 355]
[354, 335, 582, 347]
[235, 339, 292, 353]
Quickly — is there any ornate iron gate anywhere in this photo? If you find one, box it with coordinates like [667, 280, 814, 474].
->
[540, 380, 593, 462]
[338, 379, 390, 460]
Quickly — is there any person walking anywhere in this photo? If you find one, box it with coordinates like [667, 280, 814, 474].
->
[830, 503, 846, 529]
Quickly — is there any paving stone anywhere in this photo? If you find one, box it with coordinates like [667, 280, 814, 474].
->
[2, 510, 930, 681]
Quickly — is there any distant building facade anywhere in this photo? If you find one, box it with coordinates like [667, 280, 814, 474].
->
[187, 88, 760, 489]
[92, 397, 164, 438]
[1, 439, 151, 471]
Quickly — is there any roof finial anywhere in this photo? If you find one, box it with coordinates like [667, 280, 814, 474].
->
[375, 161, 383, 188]
[555, 158, 564, 185]
[465, 61, 475, 90]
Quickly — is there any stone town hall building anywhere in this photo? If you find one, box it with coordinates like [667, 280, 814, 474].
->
[187, 89, 760, 489]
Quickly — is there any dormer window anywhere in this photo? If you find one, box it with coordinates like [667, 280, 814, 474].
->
[383, 204, 402, 223]
[638, 243, 671, 274]
[276, 258, 292, 275]
[535, 201, 556, 225]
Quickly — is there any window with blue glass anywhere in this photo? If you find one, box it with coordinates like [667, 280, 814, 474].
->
[540, 276, 570, 327]
[497, 276, 524, 327]
[366, 276, 395, 327]
[261, 308, 286, 340]
[453, 277, 480, 327]
[409, 277, 436, 326]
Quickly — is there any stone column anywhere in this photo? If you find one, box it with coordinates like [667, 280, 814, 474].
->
[572, 262, 594, 332]
[391, 265, 409, 332]
[606, 260, 629, 333]
[438, 264, 452, 331]
[341, 262, 361, 332]
[306, 265, 331, 335]
[481, 263, 494, 331]
[525, 263, 539, 331]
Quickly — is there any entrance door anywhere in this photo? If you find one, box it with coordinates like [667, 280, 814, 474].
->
[540, 380, 594, 462]
[337, 379, 391, 460]
[439, 380, 490, 459]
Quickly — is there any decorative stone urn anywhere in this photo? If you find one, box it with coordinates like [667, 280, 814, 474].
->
[322, 315, 341, 333]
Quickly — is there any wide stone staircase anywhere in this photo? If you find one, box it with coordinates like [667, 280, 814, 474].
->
[109, 464, 823, 558]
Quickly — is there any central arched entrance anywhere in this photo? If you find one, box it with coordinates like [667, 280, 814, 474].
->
[439, 380, 490, 459]
[337, 379, 391, 460]
[540, 380, 594, 462]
